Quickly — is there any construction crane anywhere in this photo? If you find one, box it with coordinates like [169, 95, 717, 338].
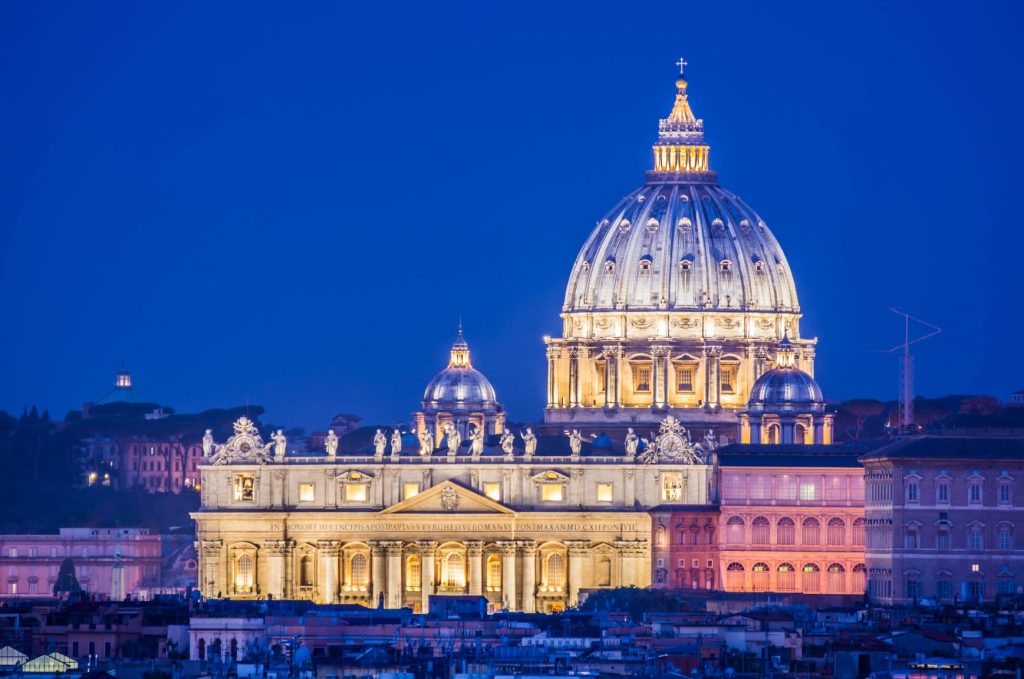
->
[883, 308, 941, 434]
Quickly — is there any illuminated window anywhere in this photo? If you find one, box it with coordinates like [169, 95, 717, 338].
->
[235, 554, 254, 593]
[596, 483, 613, 503]
[299, 556, 314, 587]
[662, 473, 683, 501]
[720, 364, 737, 394]
[777, 563, 796, 592]
[827, 563, 845, 593]
[632, 364, 651, 393]
[777, 517, 795, 545]
[234, 475, 255, 502]
[971, 563, 981, 573]
[541, 484, 563, 502]
[802, 563, 820, 593]
[675, 365, 695, 392]
[403, 482, 419, 500]
[486, 555, 501, 591]
[345, 483, 368, 502]
[484, 483, 501, 501]
[799, 480, 818, 501]
[751, 562, 770, 592]
[545, 554, 565, 590]
[726, 562, 744, 590]
[299, 483, 315, 502]
[443, 553, 465, 588]
[406, 555, 421, 590]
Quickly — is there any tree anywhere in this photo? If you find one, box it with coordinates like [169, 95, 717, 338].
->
[53, 558, 82, 597]
[836, 399, 887, 440]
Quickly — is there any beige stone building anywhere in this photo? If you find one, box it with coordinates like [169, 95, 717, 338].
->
[194, 404, 713, 612]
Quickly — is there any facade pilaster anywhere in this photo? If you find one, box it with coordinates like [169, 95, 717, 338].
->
[704, 345, 721, 409]
[519, 540, 537, 613]
[568, 347, 580, 407]
[565, 540, 590, 607]
[199, 540, 223, 597]
[316, 540, 341, 604]
[546, 346, 560, 407]
[419, 540, 437, 613]
[467, 541, 484, 596]
[498, 540, 518, 611]
[370, 541, 386, 608]
[652, 345, 669, 408]
[616, 539, 648, 587]
[263, 540, 292, 599]
[385, 541, 404, 609]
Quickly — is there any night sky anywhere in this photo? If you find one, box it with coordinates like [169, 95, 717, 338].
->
[2, 1, 1022, 430]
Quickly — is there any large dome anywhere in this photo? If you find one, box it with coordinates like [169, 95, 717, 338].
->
[563, 75, 799, 314]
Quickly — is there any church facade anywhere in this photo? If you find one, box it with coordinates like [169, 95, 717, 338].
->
[194, 64, 875, 610]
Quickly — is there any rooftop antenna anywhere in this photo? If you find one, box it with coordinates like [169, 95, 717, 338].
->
[883, 308, 941, 434]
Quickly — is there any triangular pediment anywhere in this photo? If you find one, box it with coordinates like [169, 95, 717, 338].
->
[381, 480, 514, 514]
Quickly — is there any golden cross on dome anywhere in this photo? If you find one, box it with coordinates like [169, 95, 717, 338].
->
[675, 57, 688, 75]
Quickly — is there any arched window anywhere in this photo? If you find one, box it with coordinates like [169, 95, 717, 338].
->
[752, 517, 771, 545]
[726, 517, 745, 544]
[546, 554, 565, 589]
[777, 563, 796, 592]
[802, 517, 821, 546]
[443, 553, 465, 588]
[852, 518, 865, 546]
[656, 526, 667, 547]
[406, 555, 421, 590]
[752, 562, 770, 592]
[350, 554, 368, 588]
[726, 562, 745, 591]
[486, 555, 501, 591]
[826, 563, 846, 593]
[299, 555, 314, 587]
[766, 424, 780, 444]
[777, 517, 796, 545]
[235, 554, 254, 594]
[802, 563, 820, 593]
[827, 518, 846, 546]
[852, 563, 866, 593]
[794, 423, 806, 444]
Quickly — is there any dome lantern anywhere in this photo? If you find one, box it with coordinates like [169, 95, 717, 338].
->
[649, 59, 714, 181]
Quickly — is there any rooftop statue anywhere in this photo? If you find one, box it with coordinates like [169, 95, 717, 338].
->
[499, 429, 515, 455]
[271, 430, 287, 460]
[444, 422, 461, 455]
[391, 429, 402, 454]
[520, 428, 537, 457]
[325, 429, 339, 458]
[418, 429, 434, 456]
[468, 425, 484, 457]
[202, 429, 214, 457]
[373, 429, 387, 457]
[566, 429, 583, 456]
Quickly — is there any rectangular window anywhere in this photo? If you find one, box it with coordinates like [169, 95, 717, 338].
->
[344, 484, 368, 502]
[29, 548, 36, 558]
[906, 482, 919, 503]
[483, 482, 501, 501]
[723, 475, 746, 500]
[541, 484, 563, 502]
[937, 482, 950, 504]
[234, 475, 255, 502]
[675, 365, 694, 392]
[50, 547, 57, 558]
[937, 531, 950, 550]
[970, 483, 983, 504]
[720, 364, 738, 394]
[596, 483, 613, 503]
[298, 483, 315, 503]
[799, 480, 819, 501]
[7, 548, 15, 558]
[750, 475, 771, 500]
[403, 482, 420, 500]
[969, 529, 983, 550]
[662, 473, 683, 501]
[632, 365, 651, 393]
[777, 476, 797, 501]
[999, 483, 1012, 505]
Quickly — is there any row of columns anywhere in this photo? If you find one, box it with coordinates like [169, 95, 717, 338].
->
[201, 538, 628, 613]
[655, 144, 710, 173]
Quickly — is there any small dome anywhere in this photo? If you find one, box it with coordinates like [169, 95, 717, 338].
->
[422, 327, 500, 411]
[746, 334, 825, 412]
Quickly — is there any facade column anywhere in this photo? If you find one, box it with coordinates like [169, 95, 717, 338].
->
[616, 540, 649, 587]
[371, 541, 386, 608]
[566, 540, 590, 607]
[519, 540, 537, 614]
[602, 347, 615, 408]
[199, 540, 223, 598]
[546, 347, 559, 407]
[317, 540, 341, 604]
[263, 540, 290, 599]
[704, 346, 721, 409]
[498, 540, 518, 611]
[386, 541, 403, 609]
[419, 540, 437, 614]
[467, 541, 484, 596]
[652, 346, 668, 409]
[568, 348, 580, 407]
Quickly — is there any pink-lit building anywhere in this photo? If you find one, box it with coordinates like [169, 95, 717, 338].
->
[0, 528, 163, 599]
[650, 505, 719, 591]
[716, 446, 866, 595]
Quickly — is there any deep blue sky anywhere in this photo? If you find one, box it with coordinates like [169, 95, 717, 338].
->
[2, 1, 1023, 430]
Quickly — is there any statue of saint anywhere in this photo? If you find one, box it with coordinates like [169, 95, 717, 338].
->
[272, 430, 287, 459]
[373, 429, 387, 457]
[202, 429, 214, 457]
[499, 429, 515, 455]
[418, 429, 434, 456]
[520, 428, 537, 456]
[624, 428, 639, 457]
[702, 430, 718, 453]
[444, 422, 461, 455]
[325, 429, 339, 457]
[391, 429, 402, 454]
[468, 426, 484, 456]
[565, 429, 583, 456]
